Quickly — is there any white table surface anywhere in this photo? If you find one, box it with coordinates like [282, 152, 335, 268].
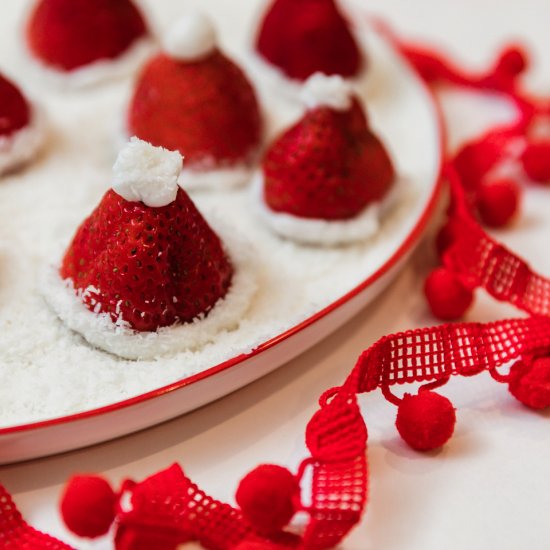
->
[2, 1, 550, 549]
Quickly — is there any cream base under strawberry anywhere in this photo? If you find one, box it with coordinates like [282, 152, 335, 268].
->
[0, 107, 46, 175]
[42, 225, 257, 360]
[23, 36, 156, 89]
[251, 173, 401, 246]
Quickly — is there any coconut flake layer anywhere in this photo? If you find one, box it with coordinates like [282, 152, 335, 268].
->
[42, 222, 257, 360]
[164, 12, 217, 61]
[0, 106, 46, 175]
[113, 138, 183, 207]
[251, 173, 400, 246]
[300, 73, 353, 111]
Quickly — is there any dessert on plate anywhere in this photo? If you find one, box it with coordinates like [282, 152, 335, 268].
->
[0, 1, 439, 432]
[127, 12, 263, 191]
[43, 138, 256, 360]
[251, 0, 367, 99]
[24, 0, 154, 86]
[0, 72, 46, 175]
[252, 73, 395, 246]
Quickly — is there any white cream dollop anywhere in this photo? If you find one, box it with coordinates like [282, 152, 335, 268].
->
[163, 12, 217, 62]
[112, 138, 183, 207]
[300, 73, 353, 111]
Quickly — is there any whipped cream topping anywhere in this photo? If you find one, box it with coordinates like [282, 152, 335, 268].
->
[164, 12, 217, 61]
[112, 138, 183, 207]
[300, 73, 353, 111]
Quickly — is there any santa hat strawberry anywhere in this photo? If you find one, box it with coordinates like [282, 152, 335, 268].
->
[127, 12, 263, 191]
[254, 73, 395, 246]
[25, 0, 152, 85]
[255, 0, 364, 83]
[45, 138, 256, 359]
[0, 72, 46, 175]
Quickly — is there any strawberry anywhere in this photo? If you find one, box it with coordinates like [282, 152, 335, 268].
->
[0, 73, 31, 137]
[263, 83, 394, 220]
[26, 0, 148, 72]
[128, 47, 262, 170]
[256, 0, 362, 81]
[60, 157, 233, 332]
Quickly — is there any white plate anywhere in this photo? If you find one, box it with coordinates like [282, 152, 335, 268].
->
[0, 1, 444, 464]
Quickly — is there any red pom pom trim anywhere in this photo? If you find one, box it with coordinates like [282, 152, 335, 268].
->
[395, 392, 456, 451]
[476, 177, 520, 227]
[509, 356, 550, 410]
[424, 267, 474, 320]
[60, 475, 116, 539]
[235, 465, 299, 534]
[520, 141, 550, 183]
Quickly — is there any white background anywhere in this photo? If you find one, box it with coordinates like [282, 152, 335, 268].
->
[2, 1, 550, 549]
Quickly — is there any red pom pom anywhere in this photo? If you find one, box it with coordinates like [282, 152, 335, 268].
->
[495, 46, 528, 77]
[509, 357, 550, 410]
[476, 178, 520, 227]
[520, 141, 550, 183]
[60, 475, 117, 538]
[453, 138, 503, 190]
[396, 392, 456, 451]
[424, 267, 473, 320]
[235, 465, 299, 534]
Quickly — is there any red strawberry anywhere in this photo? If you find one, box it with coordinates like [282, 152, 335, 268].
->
[256, 0, 363, 81]
[60, 143, 233, 332]
[0, 73, 31, 137]
[26, 0, 148, 72]
[263, 79, 394, 220]
[128, 14, 261, 170]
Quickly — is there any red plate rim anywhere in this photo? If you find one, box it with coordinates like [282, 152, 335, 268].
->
[0, 46, 447, 438]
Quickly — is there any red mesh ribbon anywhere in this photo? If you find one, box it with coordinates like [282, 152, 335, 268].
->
[349, 316, 550, 394]
[442, 168, 550, 316]
[0, 484, 73, 549]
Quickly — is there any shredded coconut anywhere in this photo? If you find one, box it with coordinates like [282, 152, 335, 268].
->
[164, 12, 217, 61]
[112, 138, 183, 206]
[300, 73, 353, 111]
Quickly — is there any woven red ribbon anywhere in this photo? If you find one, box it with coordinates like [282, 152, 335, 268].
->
[2, 37, 550, 550]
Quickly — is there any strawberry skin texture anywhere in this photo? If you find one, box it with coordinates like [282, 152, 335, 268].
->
[128, 52, 262, 169]
[0, 74, 30, 137]
[26, 0, 148, 72]
[60, 189, 233, 332]
[263, 99, 394, 220]
[256, 0, 362, 81]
